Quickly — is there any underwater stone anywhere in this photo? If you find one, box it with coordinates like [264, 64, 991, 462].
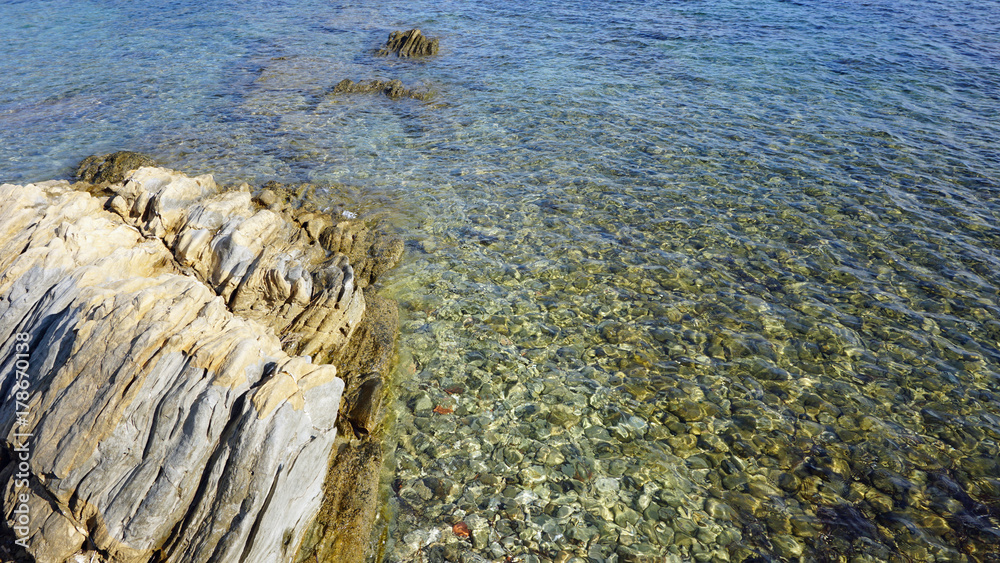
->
[705, 499, 736, 520]
[465, 514, 491, 550]
[777, 472, 800, 493]
[771, 535, 803, 558]
[414, 394, 434, 414]
[669, 399, 706, 422]
[595, 477, 621, 495]
[329, 78, 431, 101]
[614, 506, 641, 527]
[519, 466, 547, 486]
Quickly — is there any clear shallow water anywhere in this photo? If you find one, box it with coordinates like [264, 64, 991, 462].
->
[3, 0, 1000, 561]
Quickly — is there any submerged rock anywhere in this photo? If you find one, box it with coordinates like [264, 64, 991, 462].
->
[0, 165, 401, 563]
[75, 150, 156, 184]
[329, 78, 431, 101]
[376, 29, 439, 58]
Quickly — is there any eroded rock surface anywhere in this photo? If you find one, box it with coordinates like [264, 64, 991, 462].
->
[376, 29, 440, 58]
[0, 166, 402, 562]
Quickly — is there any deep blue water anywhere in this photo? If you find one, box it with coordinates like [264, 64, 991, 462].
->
[3, 0, 1000, 561]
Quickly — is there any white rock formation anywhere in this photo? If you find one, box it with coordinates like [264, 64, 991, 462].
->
[0, 167, 377, 562]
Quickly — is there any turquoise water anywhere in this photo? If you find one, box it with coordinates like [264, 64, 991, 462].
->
[3, 0, 1000, 561]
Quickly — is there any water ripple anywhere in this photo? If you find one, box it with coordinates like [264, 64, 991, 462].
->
[3, 0, 1000, 560]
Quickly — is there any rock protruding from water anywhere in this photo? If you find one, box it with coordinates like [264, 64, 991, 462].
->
[329, 78, 431, 101]
[75, 150, 156, 184]
[376, 29, 439, 58]
[0, 166, 401, 563]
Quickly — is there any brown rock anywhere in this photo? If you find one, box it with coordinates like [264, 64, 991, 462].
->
[329, 78, 431, 101]
[376, 29, 439, 58]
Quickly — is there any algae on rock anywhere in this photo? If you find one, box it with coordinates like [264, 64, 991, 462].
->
[328, 78, 432, 102]
[75, 150, 156, 184]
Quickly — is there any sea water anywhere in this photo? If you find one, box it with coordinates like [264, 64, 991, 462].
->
[2, 0, 999, 561]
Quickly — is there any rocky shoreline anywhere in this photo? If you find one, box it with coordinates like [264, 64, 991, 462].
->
[0, 154, 402, 562]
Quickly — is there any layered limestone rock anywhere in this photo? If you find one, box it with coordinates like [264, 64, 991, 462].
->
[0, 163, 401, 563]
[376, 29, 440, 58]
[103, 167, 368, 363]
